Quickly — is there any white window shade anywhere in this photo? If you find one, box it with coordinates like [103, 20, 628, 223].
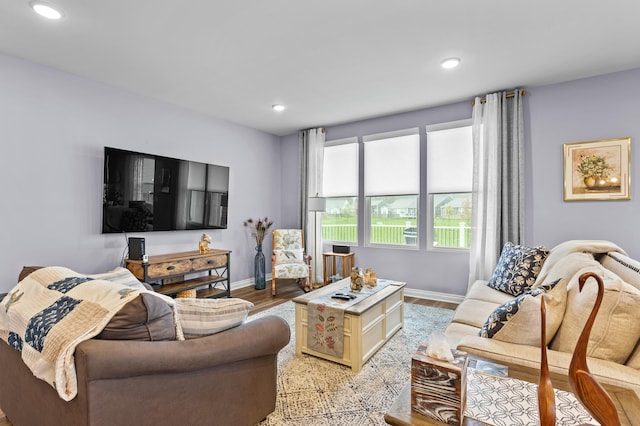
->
[323, 140, 358, 197]
[427, 126, 472, 193]
[364, 132, 419, 196]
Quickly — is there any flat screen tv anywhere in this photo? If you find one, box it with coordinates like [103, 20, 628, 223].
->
[102, 147, 229, 233]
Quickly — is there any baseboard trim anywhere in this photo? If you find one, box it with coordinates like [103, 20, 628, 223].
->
[404, 288, 465, 305]
[233, 274, 273, 290]
[234, 277, 465, 305]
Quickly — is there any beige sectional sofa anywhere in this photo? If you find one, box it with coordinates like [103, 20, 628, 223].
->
[444, 240, 640, 395]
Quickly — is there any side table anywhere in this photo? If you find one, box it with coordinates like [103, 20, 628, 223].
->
[322, 251, 355, 285]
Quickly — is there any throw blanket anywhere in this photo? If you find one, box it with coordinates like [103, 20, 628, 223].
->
[0, 267, 159, 401]
[307, 279, 396, 358]
[535, 240, 626, 286]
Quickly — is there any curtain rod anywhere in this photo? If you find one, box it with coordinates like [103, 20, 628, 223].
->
[471, 89, 527, 106]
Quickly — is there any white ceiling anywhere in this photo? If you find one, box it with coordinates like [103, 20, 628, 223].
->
[2, 1, 640, 136]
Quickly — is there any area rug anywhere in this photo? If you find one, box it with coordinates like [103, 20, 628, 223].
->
[249, 301, 455, 426]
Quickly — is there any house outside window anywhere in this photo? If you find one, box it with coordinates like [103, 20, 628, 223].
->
[426, 120, 472, 250]
[322, 138, 358, 243]
[363, 129, 420, 247]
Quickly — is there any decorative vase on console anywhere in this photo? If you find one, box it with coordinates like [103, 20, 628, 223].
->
[244, 217, 273, 290]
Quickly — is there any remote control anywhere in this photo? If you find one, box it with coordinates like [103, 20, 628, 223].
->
[331, 295, 352, 300]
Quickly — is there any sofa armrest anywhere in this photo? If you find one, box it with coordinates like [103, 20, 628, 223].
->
[457, 335, 640, 395]
[75, 315, 290, 381]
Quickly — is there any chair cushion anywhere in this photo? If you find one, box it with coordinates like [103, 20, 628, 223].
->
[487, 242, 550, 296]
[273, 249, 304, 265]
[274, 263, 310, 279]
[550, 265, 640, 363]
[174, 298, 254, 338]
[479, 278, 566, 346]
[272, 229, 304, 250]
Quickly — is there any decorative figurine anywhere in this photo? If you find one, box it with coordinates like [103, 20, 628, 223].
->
[568, 272, 621, 425]
[350, 267, 363, 291]
[365, 267, 377, 287]
[538, 295, 556, 425]
[199, 233, 211, 253]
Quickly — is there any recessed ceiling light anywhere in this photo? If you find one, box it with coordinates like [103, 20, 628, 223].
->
[272, 104, 285, 112]
[30, 1, 64, 20]
[441, 57, 461, 69]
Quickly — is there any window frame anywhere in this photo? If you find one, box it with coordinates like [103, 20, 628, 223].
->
[322, 137, 359, 245]
[363, 128, 420, 249]
[425, 119, 473, 252]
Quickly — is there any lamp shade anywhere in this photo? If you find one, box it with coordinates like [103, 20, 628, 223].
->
[308, 196, 326, 212]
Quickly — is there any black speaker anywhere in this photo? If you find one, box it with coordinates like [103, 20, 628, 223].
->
[332, 245, 350, 254]
[128, 237, 146, 260]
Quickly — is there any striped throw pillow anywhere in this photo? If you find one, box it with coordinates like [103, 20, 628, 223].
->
[175, 298, 254, 338]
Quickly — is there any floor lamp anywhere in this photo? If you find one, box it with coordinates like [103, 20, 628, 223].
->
[308, 195, 326, 288]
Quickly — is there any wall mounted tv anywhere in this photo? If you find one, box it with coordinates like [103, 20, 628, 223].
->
[102, 147, 229, 233]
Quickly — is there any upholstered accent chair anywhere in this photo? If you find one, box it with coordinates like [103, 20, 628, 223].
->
[271, 229, 312, 296]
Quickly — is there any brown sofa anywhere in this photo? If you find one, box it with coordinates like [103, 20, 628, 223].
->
[0, 314, 289, 426]
[0, 267, 290, 426]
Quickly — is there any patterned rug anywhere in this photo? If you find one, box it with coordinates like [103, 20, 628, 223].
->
[250, 301, 455, 426]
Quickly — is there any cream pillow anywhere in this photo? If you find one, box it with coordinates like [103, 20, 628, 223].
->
[479, 278, 567, 346]
[532, 252, 597, 288]
[550, 265, 640, 363]
[174, 298, 254, 339]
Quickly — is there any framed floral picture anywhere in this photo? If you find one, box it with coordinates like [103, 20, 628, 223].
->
[563, 137, 631, 201]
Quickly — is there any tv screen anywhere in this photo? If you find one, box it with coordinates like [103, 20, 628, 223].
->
[102, 147, 229, 233]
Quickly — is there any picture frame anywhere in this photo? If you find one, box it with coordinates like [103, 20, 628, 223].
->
[563, 137, 631, 201]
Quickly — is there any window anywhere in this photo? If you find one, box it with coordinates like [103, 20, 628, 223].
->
[363, 129, 419, 247]
[426, 120, 472, 249]
[322, 138, 358, 243]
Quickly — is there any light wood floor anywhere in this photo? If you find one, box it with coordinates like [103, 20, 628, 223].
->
[0, 280, 457, 425]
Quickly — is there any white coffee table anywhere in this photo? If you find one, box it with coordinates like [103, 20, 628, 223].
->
[292, 278, 406, 372]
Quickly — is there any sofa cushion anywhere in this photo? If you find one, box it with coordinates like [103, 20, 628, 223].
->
[487, 242, 550, 296]
[479, 278, 566, 346]
[88, 267, 147, 290]
[456, 335, 640, 395]
[601, 252, 640, 290]
[18, 266, 42, 282]
[465, 280, 515, 305]
[452, 298, 503, 329]
[273, 248, 304, 265]
[174, 298, 254, 338]
[19, 266, 176, 341]
[550, 266, 640, 363]
[96, 293, 176, 341]
[444, 322, 482, 349]
[626, 341, 640, 369]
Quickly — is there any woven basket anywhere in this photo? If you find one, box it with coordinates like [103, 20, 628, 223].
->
[176, 289, 197, 298]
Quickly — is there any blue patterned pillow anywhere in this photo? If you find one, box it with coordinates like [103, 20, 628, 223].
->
[479, 279, 564, 345]
[487, 242, 550, 296]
